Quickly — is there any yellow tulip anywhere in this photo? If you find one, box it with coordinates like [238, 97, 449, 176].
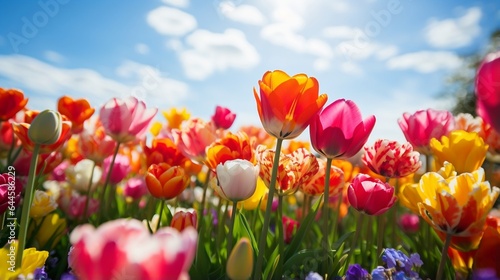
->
[0, 241, 48, 280]
[430, 130, 488, 173]
[29, 190, 57, 218]
[29, 213, 67, 249]
[238, 177, 268, 210]
[163, 107, 190, 129]
[226, 238, 254, 280]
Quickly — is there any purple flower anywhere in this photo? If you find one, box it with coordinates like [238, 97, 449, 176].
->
[371, 266, 387, 280]
[346, 264, 369, 280]
[33, 267, 49, 280]
[305, 272, 324, 280]
[473, 269, 500, 280]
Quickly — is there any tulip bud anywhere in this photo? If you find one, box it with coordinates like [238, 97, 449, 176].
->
[28, 109, 63, 145]
[226, 237, 254, 280]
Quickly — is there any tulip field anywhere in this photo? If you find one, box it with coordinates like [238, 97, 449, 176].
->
[0, 53, 500, 280]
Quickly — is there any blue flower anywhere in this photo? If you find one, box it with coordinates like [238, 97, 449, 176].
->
[371, 266, 387, 280]
[346, 264, 369, 280]
[305, 271, 324, 280]
[33, 267, 49, 280]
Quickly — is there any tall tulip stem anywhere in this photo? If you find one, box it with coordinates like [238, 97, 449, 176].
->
[97, 142, 120, 223]
[82, 161, 97, 223]
[15, 143, 40, 269]
[254, 138, 283, 280]
[322, 157, 333, 271]
[436, 233, 452, 280]
[227, 200, 238, 258]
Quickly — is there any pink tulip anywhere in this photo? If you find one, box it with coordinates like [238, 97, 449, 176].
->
[397, 109, 455, 154]
[211, 105, 236, 129]
[347, 173, 397, 216]
[399, 213, 420, 234]
[172, 117, 218, 164]
[69, 219, 197, 280]
[362, 139, 421, 178]
[102, 154, 130, 184]
[99, 97, 157, 143]
[310, 99, 376, 159]
[476, 51, 500, 133]
[59, 189, 99, 220]
[123, 177, 148, 200]
[0, 173, 22, 215]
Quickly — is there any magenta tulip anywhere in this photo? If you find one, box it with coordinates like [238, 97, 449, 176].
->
[397, 109, 455, 154]
[476, 51, 500, 133]
[99, 97, 157, 143]
[310, 99, 376, 159]
[211, 105, 236, 129]
[102, 154, 130, 184]
[347, 173, 397, 216]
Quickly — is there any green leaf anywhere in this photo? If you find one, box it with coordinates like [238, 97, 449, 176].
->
[284, 195, 322, 260]
[238, 212, 259, 256]
[263, 246, 279, 280]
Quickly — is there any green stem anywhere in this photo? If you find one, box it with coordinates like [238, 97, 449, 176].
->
[254, 138, 283, 280]
[376, 214, 385, 261]
[436, 233, 452, 280]
[227, 201, 238, 257]
[276, 195, 284, 277]
[198, 168, 212, 230]
[156, 199, 165, 232]
[15, 144, 40, 269]
[97, 142, 120, 224]
[82, 161, 96, 223]
[330, 191, 343, 242]
[343, 211, 364, 274]
[322, 157, 333, 271]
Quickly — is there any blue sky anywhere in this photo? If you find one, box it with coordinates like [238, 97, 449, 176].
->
[0, 0, 499, 143]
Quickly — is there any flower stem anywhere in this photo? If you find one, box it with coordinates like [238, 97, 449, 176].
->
[343, 211, 364, 274]
[97, 142, 120, 224]
[157, 199, 165, 232]
[322, 157, 333, 271]
[227, 201, 238, 257]
[254, 138, 283, 280]
[198, 167, 212, 231]
[276, 195, 284, 276]
[15, 144, 40, 269]
[376, 214, 385, 261]
[436, 233, 452, 280]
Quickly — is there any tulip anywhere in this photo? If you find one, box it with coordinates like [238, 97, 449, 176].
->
[69, 218, 198, 280]
[99, 96, 157, 143]
[27, 110, 63, 145]
[65, 159, 103, 193]
[172, 117, 218, 164]
[282, 216, 299, 244]
[211, 105, 236, 129]
[58, 189, 100, 220]
[239, 125, 276, 149]
[300, 157, 345, 197]
[57, 95, 95, 133]
[254, 70, 328, 139]
[123, 177, 148, 200]
[0, 120, 16, 155]
[145, 163, 190, 200]
[398, 108, 455, 154]
[102, 154, 130, 184]
[226, 237, 254, 280]
[163, 107, 190, 129]
[476, 51, 500, 133]
[416, 165, 500, 251]
[78, 117, 117, 163]
[347, 173, 397, 216]
[29, 212, 67, 249]
[0, 241, 48, 280]
[29, 190, 57, 218]
[238, 177, 268, 211]
[454, 113, 482, 133]
[12, 119, 71, 155]
[214, 159, 259, 202]
[170, 209, 198, 231]
[0, 172, 22, 215]
[479, 121, 500, 160]
[143, 137, 188, 167]
[362, 139, 421, 178]
[430, 130, 488, 173]
[310, 99, 376, 159]
[398, 213, 420, 234]
[0, 88, 28, 121]
[206, 131, 255, 170]
[13, 150, 62, 176]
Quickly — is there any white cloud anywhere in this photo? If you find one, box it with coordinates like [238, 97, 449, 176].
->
[261, 24, 333, 58]
[166, 39, 183, 51]
[340, 61, 363, 76]
[386, 51, 462, 73]
[162, 0, 189, 8]
[44, 50, 65, 63]
[135, 43, 150, 55]
[0, 55, 189, 109]
[323, 26, 363, 40]
[178, 29, 260, 80]
[218, 1, 266, 26]
[336, 41, 398, 61]
[146, 6, 197, 36]
[329, 1, 350, 13]
[424, 7, 482, 48]
[313, 59, 330, 72]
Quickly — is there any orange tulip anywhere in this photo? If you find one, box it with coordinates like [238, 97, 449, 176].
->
[254, 70, 327, 139]
[58, 96, 95, 133]
[0, 88, 28, 121]
[143, 138, 188, 168]
[239, 125, 275, 149]
[145, 163, 190, 199]
[206, 131, 255, 170]
[300, 157, 344, 197]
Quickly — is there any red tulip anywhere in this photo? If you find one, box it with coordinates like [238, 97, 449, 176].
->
[58, 95, 95, 133]
[211, 105, 236, 129]
[362, 139, 421, 178]
[310, 99, 375, 159]
[282, 216, 299, 244]
[347, 173, 397, 216]
[0, 88, 28, 121]
[170, 209, 198, 232]
[397, 109, 455, 154]
[476, 51, 500, 133]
